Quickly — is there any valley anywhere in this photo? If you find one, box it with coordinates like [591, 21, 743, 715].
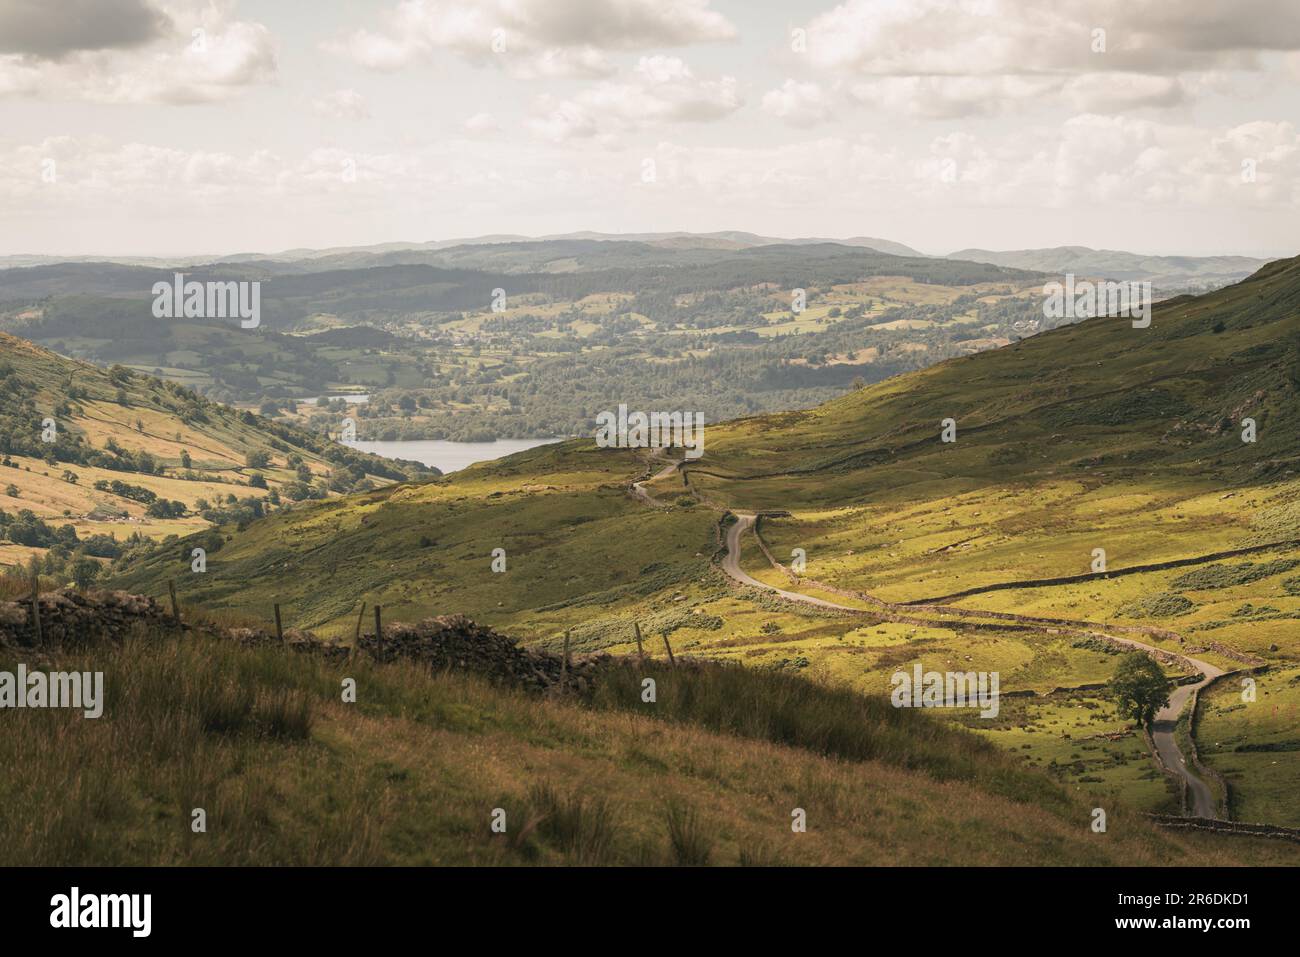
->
[101, 253, 1300, 831]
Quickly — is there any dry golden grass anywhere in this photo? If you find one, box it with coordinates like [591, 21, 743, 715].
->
[72, 400, 245, 466]
[2, 632, 1296, 866]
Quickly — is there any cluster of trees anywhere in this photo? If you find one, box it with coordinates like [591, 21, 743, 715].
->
[0, 509, 122, 561]
[90, 478, 187, 517]
[0, 364, 173, 475]
[193, 493, 268, 530]
[93, 478, 155, 504]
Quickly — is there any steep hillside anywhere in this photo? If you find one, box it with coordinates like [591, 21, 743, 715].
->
[0, 333, 433, 578]
[3, 615, 1295, 866]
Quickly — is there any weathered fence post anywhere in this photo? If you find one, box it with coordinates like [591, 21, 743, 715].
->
[374, 605, 383, 659]
[29, 573, 42, 645]
[167, 579, 180, 624]
[560, 630, 571, 694]
[351, 601, 366, 660]
[633, 621, 644, 661]
[274, 603, 283, 642]
[661, 630, 676, 667]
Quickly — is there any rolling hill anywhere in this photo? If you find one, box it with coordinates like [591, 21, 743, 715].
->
[946, 245, 1270, 290]
[0, 231, 926, 272]
[0, 332, 433, 579]
[110, 253, 1300, 828]
[0, 241, 1050, 436]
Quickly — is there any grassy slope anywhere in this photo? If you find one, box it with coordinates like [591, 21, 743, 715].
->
[111, 257, 1300, 821]
[3, 631, 1295, 866]
[0, 332, 428, 564]
[1196, 665, 1300, 827]
[113, 441, 716, 634]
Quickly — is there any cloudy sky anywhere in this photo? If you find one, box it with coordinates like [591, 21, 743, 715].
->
[1, 0, 1298, 258]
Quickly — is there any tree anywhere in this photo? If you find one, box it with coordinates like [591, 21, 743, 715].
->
[245, 449, 271, 469]
[1109, 652, 1170, 725]
[70, 557, 99, 589]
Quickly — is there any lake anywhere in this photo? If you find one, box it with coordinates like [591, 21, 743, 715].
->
[301, 394, 371, 405]
[343, 438, 560, 474]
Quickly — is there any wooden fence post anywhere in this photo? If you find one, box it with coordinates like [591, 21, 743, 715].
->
[374, 605, 383, 658]
[274, 603, 283, 642]
[29, 573, 43, 645]
[167, 579, 180, 624]
[633, 621, 644, 661]
[351, 602, 366, 659]
[661, 630, 676, 667]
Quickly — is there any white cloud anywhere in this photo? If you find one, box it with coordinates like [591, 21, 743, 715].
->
[463, 111, 501, 136]
[312, 89, 370, 120]
[10, 116, 1292, 216]
[0, 1, 277, 104]
[761, 80, 831, 127]
[795, 0, 1300, 117]
[0, 0, 171, 58]
[528, 55, 740, 141]
[324, 0, 736, 77]
[848, 75, 1063, 119]
[1063, 74, 1187, 112]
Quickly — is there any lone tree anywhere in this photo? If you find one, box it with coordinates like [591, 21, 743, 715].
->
[1109, 652, 1171, 725]
[69, 557, 99, 590]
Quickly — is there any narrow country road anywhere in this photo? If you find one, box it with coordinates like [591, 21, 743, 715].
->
[718, 510, 1226, 818]
[631, 460, 679, 507]
[722, 515, 849, 610]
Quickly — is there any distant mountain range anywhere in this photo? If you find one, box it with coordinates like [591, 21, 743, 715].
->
[944, 245, 1272, 290]
[2, 234, 1279, 289]
[1, 234, 1278, 291]
[0, 232, 924, 270]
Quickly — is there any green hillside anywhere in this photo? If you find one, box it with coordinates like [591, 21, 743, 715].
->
[1, 242, 1049, 435]
[0, 332, 432, 581]
[111, 256, 1300, 826]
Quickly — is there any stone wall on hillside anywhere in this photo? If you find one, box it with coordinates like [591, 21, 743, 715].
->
[0, 588, 606, 694]
[0, 589, 174, 652]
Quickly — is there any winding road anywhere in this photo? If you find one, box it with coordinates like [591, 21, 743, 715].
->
[712, 508, 1225, 818]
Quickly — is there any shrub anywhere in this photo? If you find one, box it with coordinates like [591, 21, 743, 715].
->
[1115, 593, 1196, 618]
